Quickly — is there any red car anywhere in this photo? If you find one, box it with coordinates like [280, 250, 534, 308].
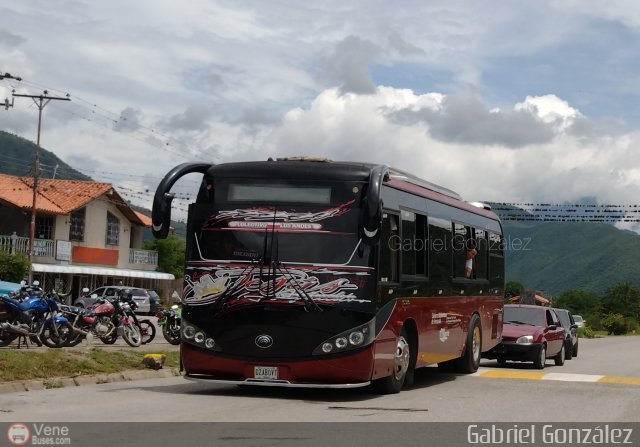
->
[484, 304, 566, 369]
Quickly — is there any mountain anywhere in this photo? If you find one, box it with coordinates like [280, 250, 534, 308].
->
[1, 129, 636, 292]
[502, 220, 640, 295]
[0, 130, 91, 180]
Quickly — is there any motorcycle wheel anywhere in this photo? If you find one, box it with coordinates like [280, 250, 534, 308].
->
[122, 324, 142, 347]
[162, 324, 181, 345]
[139, 320, 156, 345]
[0, 329, 18, 347]
[65, 332, 84, 347]
[29, 335, 43, 347]
[100, 331, 118, 344]
[40, 321, 75, 348]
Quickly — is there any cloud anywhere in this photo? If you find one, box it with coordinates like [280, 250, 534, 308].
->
[319, 36, 382, 95]
[387, 31, 426, 57]
[0, 29, 26, 47]
[164, 104, 212, 132]
[113, 107, 141, 132]
[264, 86, 640, 212]
[389, 92, 558, 148]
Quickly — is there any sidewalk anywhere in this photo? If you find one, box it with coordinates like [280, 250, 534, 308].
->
[0, 367, 181, 394]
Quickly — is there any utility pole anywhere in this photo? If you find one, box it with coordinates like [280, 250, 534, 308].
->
[0, 73, 21, 110]
[12, 90, 70, 283]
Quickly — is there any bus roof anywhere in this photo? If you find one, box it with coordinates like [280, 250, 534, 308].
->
[206, 158, 497, 220]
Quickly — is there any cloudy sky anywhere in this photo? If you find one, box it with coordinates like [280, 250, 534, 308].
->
[2, 1, 640, 224]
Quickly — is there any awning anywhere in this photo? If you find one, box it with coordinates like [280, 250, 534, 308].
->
[31, 263, 175, 280]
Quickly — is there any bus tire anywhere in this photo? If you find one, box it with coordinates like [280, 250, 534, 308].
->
[373, 328, 410, 394]
[456, 314, 482, 374]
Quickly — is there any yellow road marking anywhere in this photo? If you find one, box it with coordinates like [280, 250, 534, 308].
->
[598, 376, 640, 385]
[478, 370, 547, 380]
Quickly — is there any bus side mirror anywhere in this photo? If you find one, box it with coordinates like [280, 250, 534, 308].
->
[152, 162, 212, 239]
[362, 165, 388, 245]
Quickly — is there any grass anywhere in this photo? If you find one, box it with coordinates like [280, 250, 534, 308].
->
[0, 348, 180, 382]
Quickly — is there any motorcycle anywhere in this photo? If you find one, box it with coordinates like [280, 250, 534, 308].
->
[156, 300, 181, 345]
[60, 295, 119, 347]
[113, 289, 143, 347]
[0, 282, 72, 348]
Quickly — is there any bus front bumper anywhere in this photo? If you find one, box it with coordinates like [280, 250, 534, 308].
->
[181, 342, 375, 388]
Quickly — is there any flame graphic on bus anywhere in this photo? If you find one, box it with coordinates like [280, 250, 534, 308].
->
[184, 265, 370, 306]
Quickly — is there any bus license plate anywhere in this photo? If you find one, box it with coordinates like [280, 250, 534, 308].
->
[254, 366, 278, 380]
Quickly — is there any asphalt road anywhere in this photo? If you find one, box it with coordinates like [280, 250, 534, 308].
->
[2, 335, 640, 447]
[1, 336, 639, 423]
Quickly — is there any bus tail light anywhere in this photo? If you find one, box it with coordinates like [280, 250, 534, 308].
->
[312, 318, 376, 356]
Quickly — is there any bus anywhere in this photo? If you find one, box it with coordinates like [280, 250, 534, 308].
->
[152, 158, 504, 393]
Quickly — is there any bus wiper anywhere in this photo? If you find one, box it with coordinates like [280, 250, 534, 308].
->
[212, 258, 260, 312]
[276, 262, 323, 312]
[271, 225, 322, 312]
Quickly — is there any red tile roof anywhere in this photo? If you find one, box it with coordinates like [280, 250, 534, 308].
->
[0, 173, 146, 226]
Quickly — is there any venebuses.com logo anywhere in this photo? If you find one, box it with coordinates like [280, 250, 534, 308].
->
[7, 423, 30, 446]
[6, 423, 72, 446]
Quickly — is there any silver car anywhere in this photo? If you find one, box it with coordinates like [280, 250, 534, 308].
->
[74, 286, 159, 315]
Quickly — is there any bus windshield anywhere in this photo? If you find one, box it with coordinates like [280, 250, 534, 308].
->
[189, 203, 370, 266]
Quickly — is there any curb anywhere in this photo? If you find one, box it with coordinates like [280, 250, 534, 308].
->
[0, 368, 181, 394]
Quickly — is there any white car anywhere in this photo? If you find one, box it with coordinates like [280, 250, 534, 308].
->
[573, 314, 585, 328]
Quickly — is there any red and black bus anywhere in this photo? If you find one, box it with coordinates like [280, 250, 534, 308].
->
[152, 158, 504, 393]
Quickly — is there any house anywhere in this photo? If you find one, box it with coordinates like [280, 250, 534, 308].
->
[0, 173, 174, 301]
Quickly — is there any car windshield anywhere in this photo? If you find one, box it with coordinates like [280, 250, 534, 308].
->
[147, 290, 160, 300]
[504, 307, 545, 326]
[555, 310, 571, 328]
[129, 289, 147, 297]
[573, 315, 583, 322]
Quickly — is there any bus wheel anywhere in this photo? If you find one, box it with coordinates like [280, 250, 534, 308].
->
[374, 328, 410, 394]
[456, 314, 482, 373]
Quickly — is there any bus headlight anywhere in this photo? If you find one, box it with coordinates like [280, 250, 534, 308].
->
[182, 320, 221, 352]
[312, 318, 376, 355]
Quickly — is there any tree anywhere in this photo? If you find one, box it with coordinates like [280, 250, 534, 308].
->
[143, 235, 185, 278]
[504, 280, 524, 303]
[554, 289, 601, 317]
[0, 251, 29, 283]
[602, 282, 640, 320]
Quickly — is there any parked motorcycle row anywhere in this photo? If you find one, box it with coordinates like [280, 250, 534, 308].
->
[0, 283, 182, 348]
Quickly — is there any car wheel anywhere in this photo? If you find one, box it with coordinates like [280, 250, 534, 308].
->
[554, 343, 565, 366]
[572, 340, 579, 358]
[533, 344, 546, 369]
[565, 340, 573, 360]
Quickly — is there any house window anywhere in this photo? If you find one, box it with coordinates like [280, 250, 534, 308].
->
[106, 212, 119, 245]
[69, 208, 86, 242]
[35, 215, 54, 240]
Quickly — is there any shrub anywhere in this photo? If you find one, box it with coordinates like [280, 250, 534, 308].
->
[577, 326, 595, 339]
[601, 313, 628, 335]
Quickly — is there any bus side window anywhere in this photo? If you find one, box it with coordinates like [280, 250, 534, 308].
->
[400, 210, 427, 277]
[453, 223, 470, 278]
[428, 217, 452, 281]
[474, 229, 488, 280]
[379, 213, 399, 283]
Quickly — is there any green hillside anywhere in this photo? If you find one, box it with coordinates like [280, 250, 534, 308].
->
[0, 130, 91, 180]
[0, 130, 185, 239]
[503, 220, 640, 295]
